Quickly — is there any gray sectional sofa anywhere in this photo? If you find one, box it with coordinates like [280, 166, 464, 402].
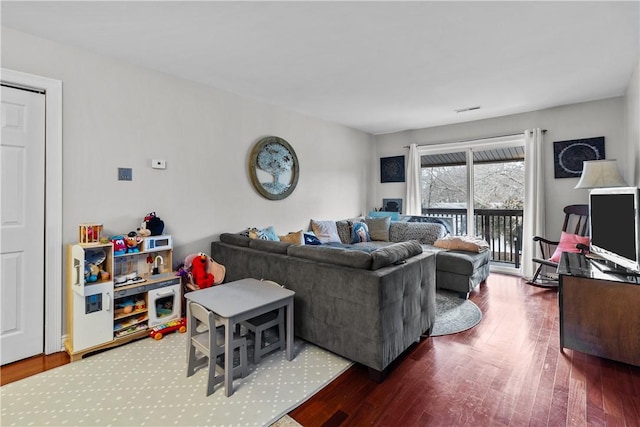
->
[210, 220, 489, 380]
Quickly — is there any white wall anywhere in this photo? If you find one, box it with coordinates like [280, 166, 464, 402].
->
[624, 61, 640, 186]
[372, 97, 628, 237]
[1, 27, 372, 264]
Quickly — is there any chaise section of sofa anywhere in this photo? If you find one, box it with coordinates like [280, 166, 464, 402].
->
[211, 234, 436, 381]
[435, 249, 490, 298]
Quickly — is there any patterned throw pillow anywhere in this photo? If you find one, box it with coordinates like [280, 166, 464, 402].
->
[336, 220, 353, 244]
[351, 222, 371, 244]
[303, 232, 322, 245]
[244, 226, 280, 241]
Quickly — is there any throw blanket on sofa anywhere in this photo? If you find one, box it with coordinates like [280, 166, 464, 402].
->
[433, 235, 490, 253]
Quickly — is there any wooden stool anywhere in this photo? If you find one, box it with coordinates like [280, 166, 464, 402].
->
[241, 307, 285, 362]
[186, 301, 248, 396]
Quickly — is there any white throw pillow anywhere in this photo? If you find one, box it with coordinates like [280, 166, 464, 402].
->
[310, 220, 341, 243]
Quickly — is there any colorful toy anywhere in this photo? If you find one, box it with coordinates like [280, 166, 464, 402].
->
[143, 212, 165, 236]
[137, 221, 151, 237]
[121, 299, 135, 314]
[79, 223, 103, 244]
[125, 231, 141, 253]
[150, 317, 187, 340]
[84, 248, 107, 282]
[85, 263, 100, 282]
[110, 235, 127, 255]
[191, 252, 215, 289]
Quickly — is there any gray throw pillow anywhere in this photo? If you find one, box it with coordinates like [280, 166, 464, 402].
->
[365, 216, 391, 241]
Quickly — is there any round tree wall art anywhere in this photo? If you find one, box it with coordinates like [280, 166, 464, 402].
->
[249, 136, 299, 200]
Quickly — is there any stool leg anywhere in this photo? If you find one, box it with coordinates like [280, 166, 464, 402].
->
[254, 326, 263, 362]
[187, 342, 197, 377]
[240, 341, 248, 378]
[206, 352, 216, 396]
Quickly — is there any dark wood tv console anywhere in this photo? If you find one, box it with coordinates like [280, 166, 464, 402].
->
[558, 252, 640, 367]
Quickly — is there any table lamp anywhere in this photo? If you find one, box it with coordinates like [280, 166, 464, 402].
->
[574, 159, 627, 189]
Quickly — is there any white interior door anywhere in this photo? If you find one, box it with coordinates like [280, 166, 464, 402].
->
[1, 85, 46, 365]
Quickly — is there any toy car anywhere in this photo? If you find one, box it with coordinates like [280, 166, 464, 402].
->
[150, 317, 187, 340]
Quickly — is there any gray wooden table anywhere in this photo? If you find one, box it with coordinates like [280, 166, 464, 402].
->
[184, 278, 295, 396]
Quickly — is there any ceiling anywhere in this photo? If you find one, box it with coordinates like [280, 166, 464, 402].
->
[2, 1, 639, 135]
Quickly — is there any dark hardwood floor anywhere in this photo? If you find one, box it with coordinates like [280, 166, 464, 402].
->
[2, 274, 639, 426]
[0, 350, 69, 386]
[290, 274, 640, 427]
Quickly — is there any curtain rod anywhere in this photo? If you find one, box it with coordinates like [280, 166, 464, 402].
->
[403, 129, 547, 149]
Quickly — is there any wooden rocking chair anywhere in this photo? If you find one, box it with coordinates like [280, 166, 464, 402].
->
[528, 204, 589, 287]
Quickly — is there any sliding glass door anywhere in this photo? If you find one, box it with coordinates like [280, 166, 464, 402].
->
[418, 135, 525, 270]
[421, 150, 469, 235]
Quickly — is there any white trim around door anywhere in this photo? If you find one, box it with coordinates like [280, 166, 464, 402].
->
[1, 68, 63, 355]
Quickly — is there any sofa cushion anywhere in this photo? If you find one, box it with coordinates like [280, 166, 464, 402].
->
[365, 216, 391, 241]
[436, 250, 490, 276]
[287, 245, 372, 269]
[310, 219, 342, 243]
[370, 240, 423, 270]
[249, 238, 291, 254]
[219, 232, 250, 247]
[390, 222, 446, 245]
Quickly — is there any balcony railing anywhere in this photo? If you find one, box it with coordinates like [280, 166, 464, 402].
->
[422, 208, 524, 267]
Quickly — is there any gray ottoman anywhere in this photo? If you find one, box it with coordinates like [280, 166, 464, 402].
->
[436, 250, 490, 299]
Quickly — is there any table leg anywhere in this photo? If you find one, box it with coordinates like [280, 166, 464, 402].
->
[286, 297, 294, 361]
[223, 316, 234, 397]
[186, 303, 192, 363]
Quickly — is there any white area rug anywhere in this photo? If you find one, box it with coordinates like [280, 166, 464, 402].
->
[1, 333, 351, 426]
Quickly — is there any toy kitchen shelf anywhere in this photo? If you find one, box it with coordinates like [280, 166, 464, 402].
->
[65, 235, 181, 362]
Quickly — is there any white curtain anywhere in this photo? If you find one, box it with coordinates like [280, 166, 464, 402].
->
[522, 128, 545, 279]
[405, 143, 422, 215]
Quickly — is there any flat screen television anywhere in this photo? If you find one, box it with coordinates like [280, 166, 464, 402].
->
[589, 186, 640, 273]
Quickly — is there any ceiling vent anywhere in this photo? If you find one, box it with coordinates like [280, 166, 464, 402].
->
[455, 106, 481, 113]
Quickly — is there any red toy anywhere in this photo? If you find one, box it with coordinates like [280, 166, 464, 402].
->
[150, 317, 187, 340]
[110, 235, 127, 255]
[191, 252, 215, 289]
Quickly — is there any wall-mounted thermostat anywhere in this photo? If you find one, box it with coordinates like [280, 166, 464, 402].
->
[152, 159, 167, 169]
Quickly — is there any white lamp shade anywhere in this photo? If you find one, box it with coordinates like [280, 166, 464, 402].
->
[574, 159, 627, 189]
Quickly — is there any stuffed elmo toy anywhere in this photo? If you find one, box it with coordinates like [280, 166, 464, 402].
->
[191, 252, 215, 289]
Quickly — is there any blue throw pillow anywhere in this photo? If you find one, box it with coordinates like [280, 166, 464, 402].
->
[351, 222, 371, 244]
[303, 232, 322, 245]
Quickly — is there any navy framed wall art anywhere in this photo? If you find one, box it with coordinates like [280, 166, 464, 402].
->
[380, 155, 405, 183]
[553, 136, 605, 178]
[382, 198, 403, 213]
